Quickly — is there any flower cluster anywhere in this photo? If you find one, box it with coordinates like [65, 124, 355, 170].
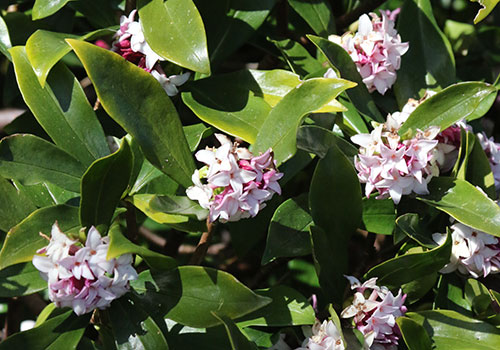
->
[341, 276, 407, 350]
[112, 10, 189, 96]
[328, 10, 408, 95]
[433, 222, 500, 278]
[352, 110, 440, 204]
[186, 134, 283, 223]
[477, 132, 500, 191]
[296, 319, 345, 350]
[32, 223, 137, 316]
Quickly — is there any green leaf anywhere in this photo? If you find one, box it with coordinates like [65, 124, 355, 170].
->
[107, 223, 178, 270]
[272, 38, 323, 77]
[0, 176, 37, 232]
[10, 47, 109, 166]
[288, 0, 335, 37]
[296, 125, 358, 159]
[362, 197, 396, 235]
[0, 205, 79, 270]
[183, 69, 302, 143]
[67, 39, 195, 188]
[212, 313, 258, 350]
[0, 134, 86, 193]
[395, 0, 455, 105]
[262, 195, 312, 265]
[471, 0, 500, 24]
[137, 0, 209, 74]
[466, 133, 496, 199]
[109, 296, 169, 350]
[0, 15, 12, 60]
[418, 177, 500, 238]
[307, 35, 383, 122]
[236, 285, 315, 327]
[407, 310, 500, 349]
[464, 279, 492, 316]
[398, 82, 497, 137]
[397, 317, 433, 350]
[402, 272, 438, 304]
[130, 267, 271, 328]
[26, 28, 116, 86]
[149, 195, 208, 221]
[33, 0, 71, 20]
[80, 139, 133, 229]
[395, 213, 436, 248]
[364, 231, 451, 288]
[435, 274, 473, 315]
[0, 310, 90, 350]
[253, 77, 355, 165]
[184, 123, 212, 152]
[0, 263, 46, 297]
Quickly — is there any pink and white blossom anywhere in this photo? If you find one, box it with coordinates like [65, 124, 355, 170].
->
[296, 319, 345, 350]
[327, 10, 408, 94]
[341, 276, 406, 350]
[32, 223, 137, 316]
[186, 134, 283, 222]
[477, 132, 500, 191]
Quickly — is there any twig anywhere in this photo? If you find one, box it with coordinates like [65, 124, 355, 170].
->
[189, 219, 215, 265]
[125, 0, 136, 15]
[336, 0, 388, 31]
[3, 298, 20, 339]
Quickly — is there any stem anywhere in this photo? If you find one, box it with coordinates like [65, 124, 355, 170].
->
[4, 298, 20, 339]
[189, 219, 215, 265]
[125, 0, 136, 15]
[336, 0, 388, 31]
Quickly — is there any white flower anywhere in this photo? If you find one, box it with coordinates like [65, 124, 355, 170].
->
[151, 71, 190, 96]
[297, 320, 345, 350]
[43, 222, 77, 261]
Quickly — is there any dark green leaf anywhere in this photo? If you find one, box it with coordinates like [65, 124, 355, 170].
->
[212, 313, 258, 350]
[402, 272, 438, 304]
[184, 123, 212, 152]
[434, 274, 473, 315]
[418, 177, 500, 238]
[395, 0, 455, 105]
[466, 134, 496, 199]
[80, 139, 133, 229]
[362, 197, 395, 235]
[464, 279, 492, 316]
[364, 232, 451, 288]
[0, 263, 46, 297]
[397, 317, 432, 350]
[253, 78, 355, 165]
[0, 205, 79, 269]
[33, 0, 71, 20]
[130, 267, 271, 328]
[236, 285, 315, 327]
[0, 134, 86, 193]
[10, 47, 109, 166]
[262, 195, 312, 265]
[0, 176, 37, 232]
[109, 296, 169, 350]
[138, 0, 210, 74]
[395, 213, 436, 248]
[307, 35, 383, 122]
[399, 82, 497, 137]
[107, 223, 178, 271]
[272, 38, 323, 77]
[67, 39, 195, 188]
[407, 310, 500, 349]
[288, 0, 335, 37]
[0, 310, 90, 350]
[296, 125, 358, 159]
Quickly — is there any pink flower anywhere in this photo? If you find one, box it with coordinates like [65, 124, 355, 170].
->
[186, 134, 283, 222]
[297, 319, 345, 350]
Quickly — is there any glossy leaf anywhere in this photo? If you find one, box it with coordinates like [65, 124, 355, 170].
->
[399, 82, 497, 136]
[472, 0, 500, 24]
[0, 205, 79, 269]
[418, 177, 500, 238]
[272, 38, 323, 77]
[109, 296, 170, 350]
[395, 213, 436, 248]
[395, 0, 455, 105]
[296, 125, 358, 159]
[466, 133, 496, 198]
[0, 134, 86, 193]
[407, 310, 500, 349]
[253, 77, 355, 165]
[67, 39, 195, 188]
[308, 35, 383, 122]
[107, 224, 178, 270]
[138, 0, 210, 74]
[0, 310, 90, 350]
[262, 195, 312, 265]
[236, 285, 315, 327]
[184, 123, 212, 152]
[149, 195, 208, 221]
[183, 69, 302, 143]
[402, 272, 438, 304]
[0, 14, 12, 60]
[213, 313, 258, 350]
[10, 47, 109, 166]
[0, 263, 46, 297]
[397, 317, 432, 350]
[364, 232, 451, 288]
[33, 0, 71, 20]
[26, 28, 115, 86]
[288, 0, 335, 37]
[362, 197, 396, 235]
[0, 176, 37, 232]
[80, 139, 133, 229]
[130, 267, 271, 328]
